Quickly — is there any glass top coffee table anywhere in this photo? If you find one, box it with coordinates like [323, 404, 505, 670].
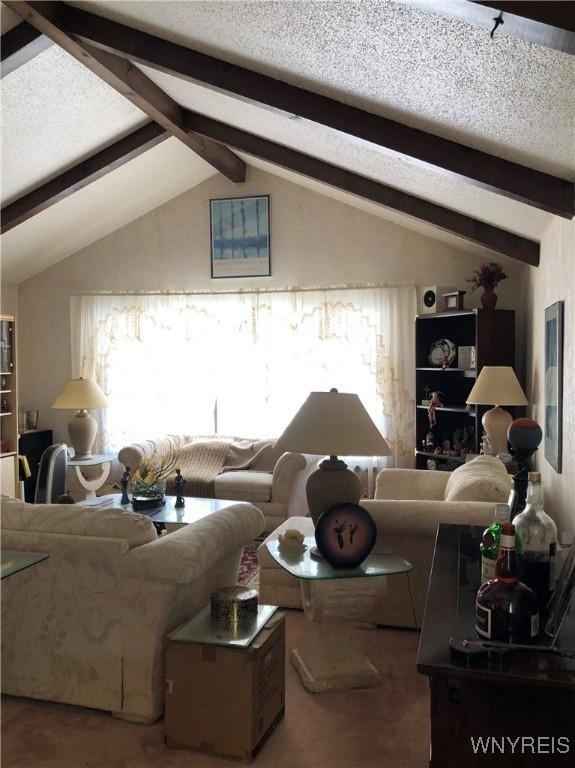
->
[80, 493, 239, 526]
[267, 536, 412, 693]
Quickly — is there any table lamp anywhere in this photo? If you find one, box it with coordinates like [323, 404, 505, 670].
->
[466, 366, 528, 456]
[274, 388, 392, 524]
[51, 377, 108, 459]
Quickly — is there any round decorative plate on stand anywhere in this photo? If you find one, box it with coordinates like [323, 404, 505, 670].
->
[428, 339, 456, 367]
[314, 503, 377, 568]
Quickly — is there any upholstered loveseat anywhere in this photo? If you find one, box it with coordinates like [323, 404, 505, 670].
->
[118, 435, 307, 533]
[258, 455, 512, 628]
[1, 494, 264, 723]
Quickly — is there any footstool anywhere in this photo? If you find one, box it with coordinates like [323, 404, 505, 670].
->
[257, 517, 391, 624]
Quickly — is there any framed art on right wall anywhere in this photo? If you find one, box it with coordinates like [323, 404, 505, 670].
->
[544, 301, 564, 473]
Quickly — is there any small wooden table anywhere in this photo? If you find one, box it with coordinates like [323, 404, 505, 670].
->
[417, 524, 575, 767]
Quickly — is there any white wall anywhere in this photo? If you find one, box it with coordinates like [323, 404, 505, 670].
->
[526, 217, 575, 536]
[17, 167, 528, 448]
[1, 281, 18, 316]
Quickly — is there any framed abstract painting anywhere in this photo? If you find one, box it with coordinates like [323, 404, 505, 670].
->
[210, 195, 271, 278]
[544, 301, 564, 473]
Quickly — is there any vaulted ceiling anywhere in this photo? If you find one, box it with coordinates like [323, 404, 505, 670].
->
[1, 1, 573, 283]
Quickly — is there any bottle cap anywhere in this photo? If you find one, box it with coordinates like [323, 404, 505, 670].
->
[528, 471, 541, 483]
[501, 522, 515, 535]
[494, 504, 510, 523]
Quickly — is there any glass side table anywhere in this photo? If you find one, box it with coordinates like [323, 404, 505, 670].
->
[68, 453, 115, 499]
[267, 536, 412, 693]
[1, 550, 49, 579]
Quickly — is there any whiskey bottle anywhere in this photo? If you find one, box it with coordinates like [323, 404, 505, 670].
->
[480, 503, 511, 583]
[513, 472, 558, 610]
[476, 522, 539, 643]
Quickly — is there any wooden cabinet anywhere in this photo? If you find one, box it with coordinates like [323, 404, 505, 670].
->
[415, 309, 515, 470]
[418, 525, 575, 767]
[0, 315, 18, 495]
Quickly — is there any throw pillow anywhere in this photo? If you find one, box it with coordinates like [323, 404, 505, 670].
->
[444, 455, 511, 503]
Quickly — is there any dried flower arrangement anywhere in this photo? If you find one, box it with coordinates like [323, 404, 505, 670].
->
[467, 262, 508, 292]
[132, 445, 179, 488]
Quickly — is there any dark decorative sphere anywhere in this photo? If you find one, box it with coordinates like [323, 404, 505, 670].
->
[507, 418, 542, 453]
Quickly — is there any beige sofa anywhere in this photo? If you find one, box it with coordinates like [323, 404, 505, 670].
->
[118, 435, 306, 533]
[258, 455, 512, 628]
[1, 494, 264, 723]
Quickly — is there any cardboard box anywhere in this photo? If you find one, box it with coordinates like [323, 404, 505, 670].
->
[165, 610, 285, 762]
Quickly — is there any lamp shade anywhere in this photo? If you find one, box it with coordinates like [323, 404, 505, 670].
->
[274, 389, 392, 456]
[51, 377, 108, 410]
[466, 367, 527, 406]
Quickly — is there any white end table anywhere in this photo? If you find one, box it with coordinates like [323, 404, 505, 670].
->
[68, 454, 114, 499]
[266, 536, 412, 693]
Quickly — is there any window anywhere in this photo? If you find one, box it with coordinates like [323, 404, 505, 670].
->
[72, 287, 416, 466]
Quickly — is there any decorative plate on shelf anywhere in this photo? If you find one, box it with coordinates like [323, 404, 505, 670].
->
[428, 339, 456, 367]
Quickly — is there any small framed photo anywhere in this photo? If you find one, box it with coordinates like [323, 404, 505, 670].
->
[210, 195, 271, 278]
[442, 290, 466, 311]
[544, 301, 563, 473]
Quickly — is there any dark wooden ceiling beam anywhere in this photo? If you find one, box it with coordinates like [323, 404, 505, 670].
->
[56, 1, 573, 218]
[1, 21, 53, 77]
[473, 2, 575, 34]
[1, 122, 168, 233]
[4, 1, 246, 183]
[407, 1, 575, 54]
[183, 111, 540, 266]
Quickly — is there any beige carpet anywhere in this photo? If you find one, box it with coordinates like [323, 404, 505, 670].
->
[1, 611, 429, 768]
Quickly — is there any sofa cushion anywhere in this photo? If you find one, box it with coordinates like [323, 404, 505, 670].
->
[214, 471, 272, 503]
[444, 455, 511, 503]
[0, 495, 157, 549]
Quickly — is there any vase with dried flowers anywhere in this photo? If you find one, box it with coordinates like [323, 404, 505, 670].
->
[131, 444, 179, 510]
[467, 262, 507, 309]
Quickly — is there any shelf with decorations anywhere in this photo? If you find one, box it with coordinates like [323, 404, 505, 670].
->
[0, 315, 18, 496]
[415, 308, 515, 470]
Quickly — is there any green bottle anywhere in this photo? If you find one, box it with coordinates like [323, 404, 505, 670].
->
[480, 504, 511, 583]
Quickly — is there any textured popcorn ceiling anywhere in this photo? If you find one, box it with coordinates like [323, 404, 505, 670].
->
[1, 137, 217, 284]
[138, 65, 553, 241]
[1, 45, 147, 204]
[1, 0, 573, 282]
[72, 0, 575, 178]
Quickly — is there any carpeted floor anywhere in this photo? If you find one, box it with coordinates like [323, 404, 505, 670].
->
[1, 611, 429, 768]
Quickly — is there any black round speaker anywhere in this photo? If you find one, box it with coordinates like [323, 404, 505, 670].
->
[423, 289, 436, 308]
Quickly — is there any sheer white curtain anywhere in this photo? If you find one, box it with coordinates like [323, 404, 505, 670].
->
[71, 287, 416, 466]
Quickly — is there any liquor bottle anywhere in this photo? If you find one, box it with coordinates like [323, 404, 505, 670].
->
[480, 503, 511, 582]
[476, 523, 539, 643]
[513, 472, 557, 610]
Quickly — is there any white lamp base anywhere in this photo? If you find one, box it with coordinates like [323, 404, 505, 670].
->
[68, 410, 98, 459]
[482, 406, 513, 457]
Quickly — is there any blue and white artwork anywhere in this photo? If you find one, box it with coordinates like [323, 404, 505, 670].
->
[210, 195, 271, 278]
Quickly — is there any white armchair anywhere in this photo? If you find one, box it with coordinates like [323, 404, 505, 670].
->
[258, 455, 512, 628]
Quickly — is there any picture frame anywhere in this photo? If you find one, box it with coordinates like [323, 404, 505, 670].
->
[442, 290, 466, 311]
[544, 301, 564, 473]
[210, 195, 271, 278]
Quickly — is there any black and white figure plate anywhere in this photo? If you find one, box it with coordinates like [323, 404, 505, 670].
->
[428, 339, 456, 367]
